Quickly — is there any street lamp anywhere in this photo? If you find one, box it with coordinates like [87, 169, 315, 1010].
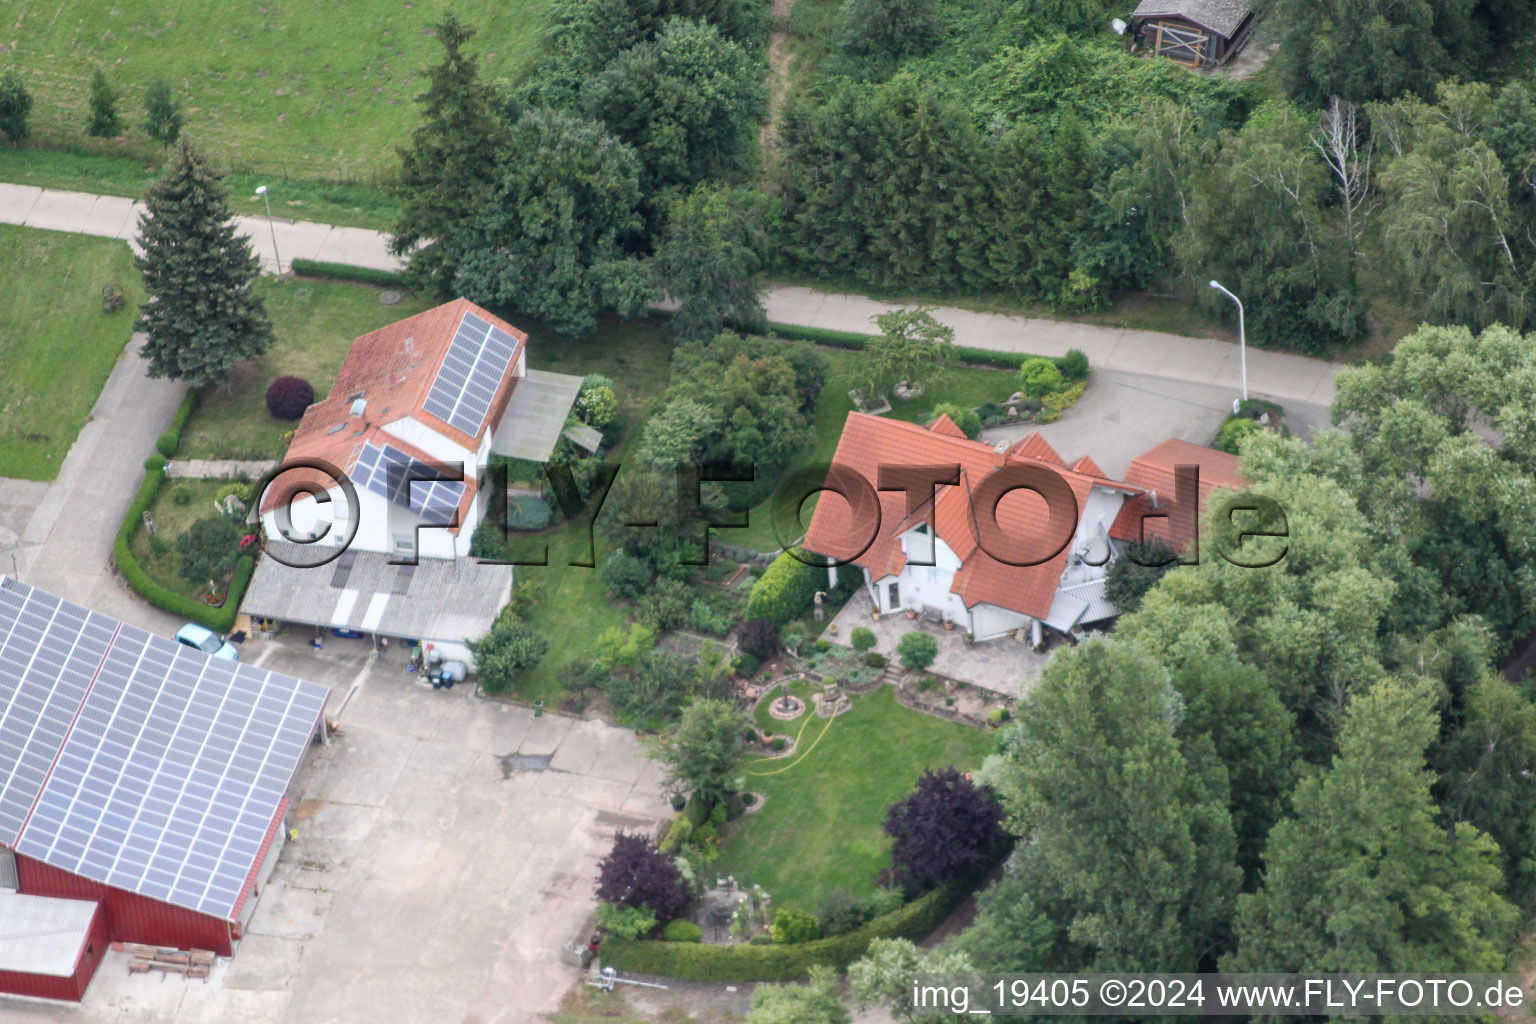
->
[255, 185, 281, 275]
[1209, 279, 1247, 413]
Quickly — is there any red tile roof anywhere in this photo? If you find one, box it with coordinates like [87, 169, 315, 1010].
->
[261, 298, 525, 533]
[803, 414, 1139, 620]
[1109, 439, 1245, 553]
[926, 413, 968, 438]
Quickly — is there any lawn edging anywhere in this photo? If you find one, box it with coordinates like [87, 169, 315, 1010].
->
[289, 258, 406, 289]
[113, 400, 255, 633]
[600, 876, 968, 982]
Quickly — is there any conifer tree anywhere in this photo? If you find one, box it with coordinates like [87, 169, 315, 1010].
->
[0, 71, 32, 145]
[135, 141, 273, 387]
[87, 69, 121, 138]
[143, 79, 182, 146]
[391, 13, 504, 297]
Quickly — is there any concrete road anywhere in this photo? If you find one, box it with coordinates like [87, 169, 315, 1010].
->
[4, 633, 669, 1024]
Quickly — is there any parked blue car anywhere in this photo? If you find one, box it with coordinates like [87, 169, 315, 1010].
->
[174, 623, 240, 662]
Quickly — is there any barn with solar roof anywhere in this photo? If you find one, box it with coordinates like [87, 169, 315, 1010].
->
[245, 299, 571, 665]
[0, 577, 328, 999]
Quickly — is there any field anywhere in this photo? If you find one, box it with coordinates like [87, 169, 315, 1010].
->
[0, 225, 144, 480]
[712, 686, 996, 913]
[1, 0, 554, 181]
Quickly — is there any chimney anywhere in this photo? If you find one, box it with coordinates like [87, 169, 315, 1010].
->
[992, 441, 1009, 470]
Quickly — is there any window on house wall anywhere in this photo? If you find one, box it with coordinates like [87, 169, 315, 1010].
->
[887, 581, 900, 609]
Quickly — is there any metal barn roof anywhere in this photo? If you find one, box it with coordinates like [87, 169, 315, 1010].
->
[0, 893, 98, 976]
[0, 577, 329, 922]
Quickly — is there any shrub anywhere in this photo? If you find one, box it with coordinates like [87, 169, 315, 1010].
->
[771, 908, 822, 944]
[738, 618, 779, 661]
[144, 454, 166, 472]
[896, 632, 938, 672]
[1054, 348, 1090, 382]
[850, 627, 877, 652]
[265, 376, 316, 421]
[596, 832, 689, 922]
[747, 933, 775, 945]
[469, 620, 550, 694]
[684, 792, 713, 827]
[818, 887, 875, 937]
[928, 402, 981, 439]
[744, 548, 822, 626]
[734, 653, 761, 677]
[976, 400, 1007, 426]
[769, 736, 786, 751]
[864, 651, 888, 669]
[289, 258, 407, 287]
[154, 390, 199, 458]
[1038, 381, 1087, 423]
[636, 577, 691, 631]
[689, 597, 735, 636]
[0, 71, 33, 145]
[1018, 357, 1063, 399]
[575, 383, 618, 429]
[87, 69, 120, 138]
[174, 516, 242, 585]
[598, 901, 658, 940]
[663, 919, 703, 943]
[148, 533, 170, 558]
[171, 487, 192, 506]
[1105, 538, 1178, 614]
[600, 550, 653, 599]
[692, 823, 718, 846]
[987, 708, 1007, 726]
[1214, 415, 1264, 455]
[658, 813, 694, 854]
[884, 768, 1005, 892]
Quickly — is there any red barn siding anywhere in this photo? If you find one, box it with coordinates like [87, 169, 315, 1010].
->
[15, 856, 233, 956]
[0, 900, 106, 1002]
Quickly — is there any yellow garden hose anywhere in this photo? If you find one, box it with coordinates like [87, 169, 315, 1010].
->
[746, 704, 839, 776]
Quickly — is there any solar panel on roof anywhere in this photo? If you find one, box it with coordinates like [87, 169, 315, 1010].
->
[0, 578, 329, 923]
[421, 311, 520, 436]
[352, 442, 464, 526]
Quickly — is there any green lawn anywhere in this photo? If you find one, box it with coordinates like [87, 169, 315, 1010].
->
[176, 278, 434, 460]
[728, 346, 1019, 551]
[128, 478, 243, 601]
[0, 225, 143, 480]
[3, 0, 553, 182]
[0, 148, 403, 232]
[713, 686, 996, 913]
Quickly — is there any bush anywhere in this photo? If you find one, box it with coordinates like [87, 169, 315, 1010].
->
[684, 792, 713, 828]
[738, 618, 779, 661]
[769, 736, 786, 751]
[663, 919, 703, 943]
[596, 832, 689, 922]
[1105, 538, 1178, 614]
[747, 933, 775, 945]
[155, 390, 199, 458]
[598, 901, 658, 940]
[470, 620, 550, 694]
[87, 69, 120, 138]
[771, 908, 822, 944]
[1038, 381, 1087, 423]
[744, 548, 822, 626]
[148, 533, 170, 558]
[1054, 348, 1090, 382]
[1214, 415, 1263, 455]
[602, 878, 972, 981]
[734, 652, 761, 677]
[143, 78, 182, 146]
[659, 814, 694, 854]
[850, 627, 877, 652]
[818, 887, 875, 937]
[976, 400, 1007, 426]
[265, 376, 316, 421]
[636, 577, 691, 631]
[1019, 357, 1064, 399]
[928, 402, 981, 439]
[0, 71, 33, 145]
[896, 632, 938, 672]
[171, 487, 192, 506]
[289, 258, 408, 287]
[987, 708, 1008, 726]
[174, 516, 242, 585]
[689, 597, 736, 636]
[864, 651, 888, 669]
[600, 550, 653, 599]
[813, 638, 831, 653]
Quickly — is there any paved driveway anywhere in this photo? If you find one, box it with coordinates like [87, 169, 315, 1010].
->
[6, 634, 668, 1024]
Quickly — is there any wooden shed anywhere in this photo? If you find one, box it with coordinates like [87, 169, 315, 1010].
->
[1130, 0, 1255, 67]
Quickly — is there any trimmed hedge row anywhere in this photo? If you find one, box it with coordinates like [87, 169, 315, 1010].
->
[601, 878, 967, 982]
[114, 414, 255, 633]
[766, 320, 1072, 375]
[155, 390, 199, 459]
[744, 547, 823, 627]
[289, 258, 407, 289]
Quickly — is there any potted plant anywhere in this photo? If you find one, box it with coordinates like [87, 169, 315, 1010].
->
[670, 792, 687, 811]
[905, 608, 916, 620]
[964, 631, 974, 645]
[943, 620, 954, 631]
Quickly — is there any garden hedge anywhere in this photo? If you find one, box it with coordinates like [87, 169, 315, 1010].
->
[744, 547, 822, 626]
[601, 878, 968, 982]
[114, 397, 254, 633]
[289, 258, 407, 289]
[766, 320, 1087, 377]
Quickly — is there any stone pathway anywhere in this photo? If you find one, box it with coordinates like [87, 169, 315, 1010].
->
[166, 459, 278, 479]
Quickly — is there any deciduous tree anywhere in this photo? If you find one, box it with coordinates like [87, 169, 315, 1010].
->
[884, 768, 1003, 892]
[653, 183, 769, 342]
[595, 831, 690, 921]
[654, 698, 751, 807]
[469, 620, 550, 694]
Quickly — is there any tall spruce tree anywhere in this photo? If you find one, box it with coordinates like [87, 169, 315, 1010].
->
[135, 141, 273, 387]
[391, 14, 504, 297]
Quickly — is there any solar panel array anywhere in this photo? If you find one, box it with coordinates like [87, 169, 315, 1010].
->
[0, 584, 117, 847]
[352, 442, 465, 526]
[421, 311, 520, 436]
[0, 578, 329, 922]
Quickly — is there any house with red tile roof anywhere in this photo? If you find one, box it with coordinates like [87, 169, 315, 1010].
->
[1109, 439, 1245, 555]
[246, 299, 586, 665]
[803, 412, 1244, 645]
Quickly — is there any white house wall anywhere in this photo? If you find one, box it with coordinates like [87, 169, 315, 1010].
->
[891, 527, 970, 625]
[262, 481, 478, 559]
[970, 603, 1031, 641]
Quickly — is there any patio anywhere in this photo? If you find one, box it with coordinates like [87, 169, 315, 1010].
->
[819, 590, 1051, 698]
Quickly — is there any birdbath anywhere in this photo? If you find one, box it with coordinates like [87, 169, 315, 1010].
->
[777, 677, 795, 714]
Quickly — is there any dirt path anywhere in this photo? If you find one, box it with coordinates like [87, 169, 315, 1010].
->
[759, 0, 798, 173]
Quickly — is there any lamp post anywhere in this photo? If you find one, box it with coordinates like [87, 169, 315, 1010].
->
[1209, 279, 1247, 413]
[255, 185, 282, 275]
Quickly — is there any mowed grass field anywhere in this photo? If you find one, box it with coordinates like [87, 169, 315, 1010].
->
[0, 225, 143, 480]
[2, 0, 553, 181]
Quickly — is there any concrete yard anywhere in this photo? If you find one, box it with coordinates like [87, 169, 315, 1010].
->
[4, 633, 669, 1024]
